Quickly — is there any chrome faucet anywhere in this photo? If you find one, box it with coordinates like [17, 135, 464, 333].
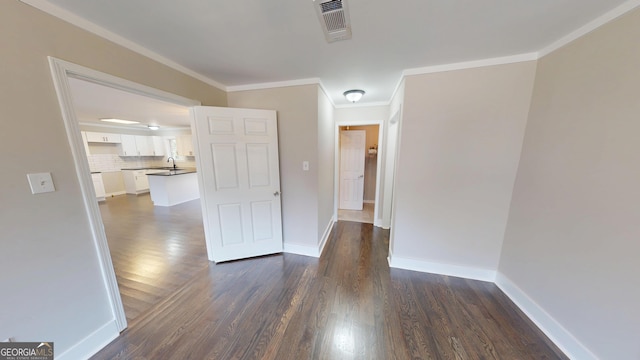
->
[167, 157, 177, 169]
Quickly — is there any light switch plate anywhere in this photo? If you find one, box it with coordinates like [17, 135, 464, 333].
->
[303, 161, 309, 171]
[27, 172, 56, 194]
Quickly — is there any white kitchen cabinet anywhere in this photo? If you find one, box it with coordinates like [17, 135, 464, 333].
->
[176, 134, 195, 157]
[119, 135, 163, 156]
[151, 136, 165, 156]
[91, 173, 106, 201]
[135, 135, 154, 156]
[122, 170, 151, 194]
[120, 135, 137, 156]
[86, 131, 121, 143]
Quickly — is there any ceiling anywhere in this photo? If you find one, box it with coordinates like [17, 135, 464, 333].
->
[34, 0, 633, 107]
[68, 77, 191, 129]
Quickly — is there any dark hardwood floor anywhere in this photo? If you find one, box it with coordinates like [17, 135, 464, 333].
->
[99, 194, 209, 322]
[94, 200, 567, 359]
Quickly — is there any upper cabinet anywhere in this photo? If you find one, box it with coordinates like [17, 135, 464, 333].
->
[176, 135, 195, 157]
[119, 134, 166, 157]
[151, 136, 165, 156]
[135, 135, 153, 156]
[82, 129, 167, 157]
[85, 131, 121, 143]
[120, 134, 137, 156]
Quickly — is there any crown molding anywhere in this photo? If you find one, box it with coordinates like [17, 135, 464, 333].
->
[538, 0, 640, 57]
[22, 0, 640, 106]
[402, 53, 539, 77]
[226, 78, 322, 92]
[19, 0, 227, 91]
[334, 101, 390, 109]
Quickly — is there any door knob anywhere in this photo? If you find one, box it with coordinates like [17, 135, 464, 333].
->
[273, 191, 280, 197]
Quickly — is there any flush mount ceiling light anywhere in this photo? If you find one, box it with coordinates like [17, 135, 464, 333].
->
[148, 125, 160, 130]
[343, 89, 365, 103]
[100, 118, 139, 125]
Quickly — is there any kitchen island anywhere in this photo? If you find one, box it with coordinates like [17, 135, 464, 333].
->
[147, 168, 199, 206]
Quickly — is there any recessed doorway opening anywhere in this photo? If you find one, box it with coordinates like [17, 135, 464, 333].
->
[337, 124, 380, 224]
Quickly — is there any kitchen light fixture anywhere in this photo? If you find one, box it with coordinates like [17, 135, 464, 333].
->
[148, 125, 160, 130]
[100, 118, 139, 125]
[343, 89, 365, 103]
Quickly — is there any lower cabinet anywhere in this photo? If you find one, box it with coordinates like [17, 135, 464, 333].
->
[91, 173, 106, 201]
[122, 170, 151, 194]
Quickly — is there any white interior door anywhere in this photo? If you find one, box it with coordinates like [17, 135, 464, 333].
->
[191, 106, 283, 263]
[339, 130, 366, 210]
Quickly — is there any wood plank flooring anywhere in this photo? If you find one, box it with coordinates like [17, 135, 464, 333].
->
[99, 194, 209, 322]
[93, 212, 567, 359]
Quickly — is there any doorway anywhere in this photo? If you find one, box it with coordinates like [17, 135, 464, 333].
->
[49, 57, 204, 331]
[337, 124, 380, 224]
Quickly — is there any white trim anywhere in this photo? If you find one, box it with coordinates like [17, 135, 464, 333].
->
[334, 100, 390, 109]
[20, 0, 226, 90]
[495, 273, 597, 360]
[106, 191, 126, 197]
[403, 53, 539, 77]
[388, 254, 497, 282]
[538, 0, 640, 57]
[374, 219, 390, 229]
[363, 200, 375, 204]
[227, 78, 321, 92]
[48, 57, 128, 332]
[317, 81, 337, 108]
[56, 320, 119, 360]
[283, 242, 320, 258]
[317, 217, 336, 257]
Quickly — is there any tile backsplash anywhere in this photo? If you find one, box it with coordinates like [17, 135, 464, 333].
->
[87, 154, 196, 173]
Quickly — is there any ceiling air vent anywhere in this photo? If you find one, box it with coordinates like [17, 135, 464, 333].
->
[314, 0, 352, 43]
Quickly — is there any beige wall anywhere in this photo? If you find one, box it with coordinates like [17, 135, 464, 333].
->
[0, 1, 225, 356]
[391, 61, 536, 273]
[228, 85, 322, 252]
[499, 8, 640, 359]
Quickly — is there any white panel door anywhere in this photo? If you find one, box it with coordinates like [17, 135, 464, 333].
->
[191, 106, 283, 262]
[339, 130, 366, 210]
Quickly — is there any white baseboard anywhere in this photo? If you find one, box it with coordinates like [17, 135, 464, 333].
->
[57, 320, 119, 360]
[284, 242, 319, 258]
[106, 191, 126, 197]
[495, 273, 597, 360]
[363, 200, 375, 204]
[388, 254, 496, 282]
[318, 217, 335, 257]
[374, 219, 390, 229]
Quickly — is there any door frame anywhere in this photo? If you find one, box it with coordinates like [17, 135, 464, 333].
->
[48, 57, 201, 331]
[334, 119, 384, 226]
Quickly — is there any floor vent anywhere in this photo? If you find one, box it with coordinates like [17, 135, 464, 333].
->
[315, 0, 352, 43]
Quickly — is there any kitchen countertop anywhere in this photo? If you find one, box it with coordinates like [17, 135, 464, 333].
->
[146, 168, 197, 176]
[121, 167, 184, 171]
